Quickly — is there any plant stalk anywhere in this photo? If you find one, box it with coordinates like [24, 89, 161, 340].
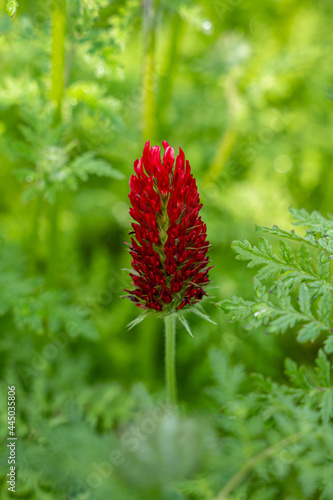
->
[164, 314, 177, 405]
[47, 0, 67, 283]
[51, 0, 67, 124]
[214, 432, 304, 500]
[157, 13, 183, 136]
[142, 0, 159, 142]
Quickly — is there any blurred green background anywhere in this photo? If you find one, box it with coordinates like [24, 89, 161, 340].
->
[0, 0, 332, 498]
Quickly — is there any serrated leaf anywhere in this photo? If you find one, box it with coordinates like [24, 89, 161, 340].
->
[319, 390, 333, 424]
[251, 372, 274, 392]
[258, 224, 317, 248]
[280, 240, 295, 265]
[317, 251, 331, 280]
[317, 291, 332, 324]
[298, 284, 312, 316]
[284, 358, 312, 389]
[297, 243, 312, 273]
[290, 207, 332, 228]
[225, 210, 333, 350]
[253, 279, 268, 301]
[315, 349, 331, 387]
[209, 348, 245, 398]
[230, 235, 328, 289]
[274, 280, 292, 308]
[268, 312, 299, 334]
[258, 237, 274, 257]
[298, 463, 322, 497]
[218, 296, 255, 322]
[324, 335, 333, 354]
[69, 152, 124, 182]
[297, 322, 323, 343]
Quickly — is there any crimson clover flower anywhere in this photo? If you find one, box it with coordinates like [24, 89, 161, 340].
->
[124, 141, 212, 313]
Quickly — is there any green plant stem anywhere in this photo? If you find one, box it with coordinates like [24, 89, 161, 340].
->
[47, 0, 67, 282]
[157, 13, 183, 136]
[204, 128, 237, 185]
[164, 314, 177, 405]
[51, 0, 67, 124]
[142, 0, 159, 142]
[214, 432, 304, 500]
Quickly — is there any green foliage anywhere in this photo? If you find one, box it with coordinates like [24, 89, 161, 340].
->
[202, 348, 333, 500]
[284, 349, 333, 425]
[13, 110, 123, 203]
[0, 244, 98, 339]
[214, 209, 333, 498]
[220, 208, 333, 351]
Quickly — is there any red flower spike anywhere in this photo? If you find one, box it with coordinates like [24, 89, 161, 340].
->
[125, 142, 211, 312]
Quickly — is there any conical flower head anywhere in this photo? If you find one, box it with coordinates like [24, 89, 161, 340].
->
[125, 141, 211, 312]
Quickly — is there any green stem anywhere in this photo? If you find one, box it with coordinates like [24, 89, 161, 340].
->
[164, 314, 177, 405]
[142, 0, 159, 142]
[204, 128, 237, 185]
[47, 0, 67, 283]
[157, 13, 183, 136]
[213, 432, 304, 500]
[51, 0, 67, 124]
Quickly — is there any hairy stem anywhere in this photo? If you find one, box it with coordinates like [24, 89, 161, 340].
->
[164, 314, 177, 405]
